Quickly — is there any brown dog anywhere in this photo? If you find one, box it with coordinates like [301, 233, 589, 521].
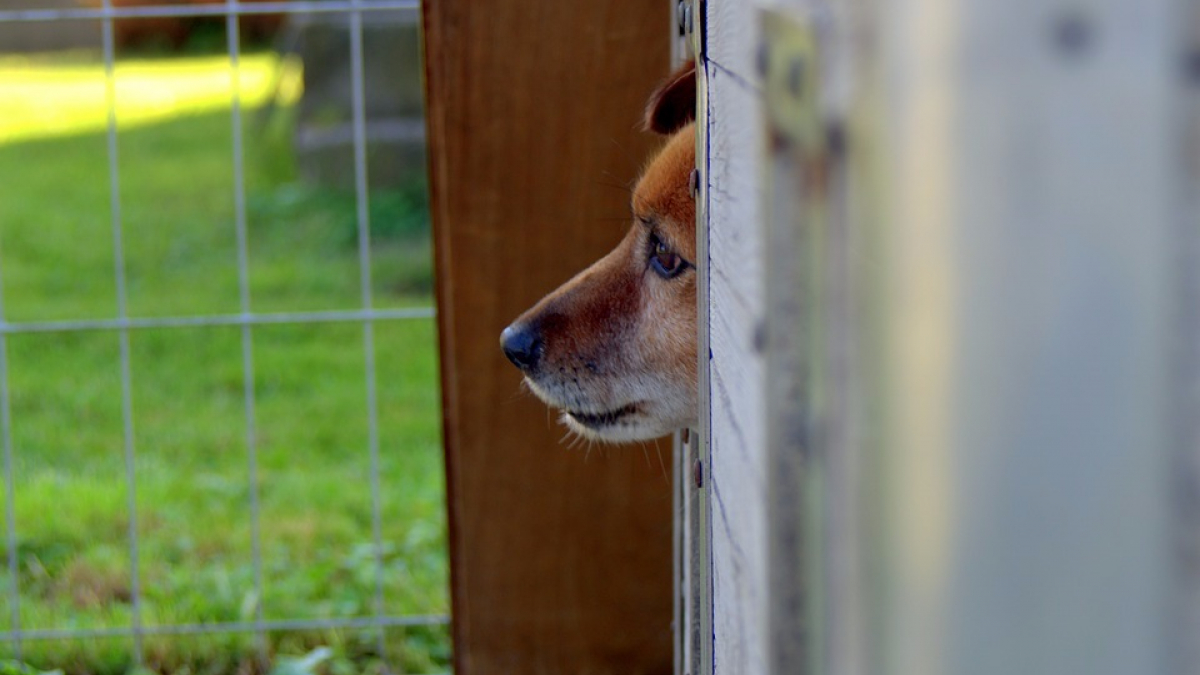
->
[500, 62, 698, 442]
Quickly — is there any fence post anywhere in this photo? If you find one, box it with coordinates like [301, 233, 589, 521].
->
[423, 1, 677, 672]
[758, 0, 1200, 672]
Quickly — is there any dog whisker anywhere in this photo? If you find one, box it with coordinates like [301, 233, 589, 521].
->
[594, 178, 635, 195]
[604, 137, 642, 169]
[506, 381, 535, 403]
[588, 216, 639, 224]
[578, 433, 593, 456]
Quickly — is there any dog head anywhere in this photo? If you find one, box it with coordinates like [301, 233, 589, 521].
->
[499, 62, 698, 443]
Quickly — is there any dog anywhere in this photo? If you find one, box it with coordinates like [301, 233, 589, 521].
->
[500, 61, 698, 443]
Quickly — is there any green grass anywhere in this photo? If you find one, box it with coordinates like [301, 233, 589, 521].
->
[0, 51, 447, 674]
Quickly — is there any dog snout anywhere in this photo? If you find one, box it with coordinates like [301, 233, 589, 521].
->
[500, 322, 543, 372]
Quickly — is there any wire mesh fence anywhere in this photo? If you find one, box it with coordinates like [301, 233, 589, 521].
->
[0, 1, 447, 672]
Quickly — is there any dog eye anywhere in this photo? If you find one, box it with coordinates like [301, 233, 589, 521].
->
[648, 234, 688, 279]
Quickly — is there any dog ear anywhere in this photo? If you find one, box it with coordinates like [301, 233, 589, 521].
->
[643, 60, 697, 135]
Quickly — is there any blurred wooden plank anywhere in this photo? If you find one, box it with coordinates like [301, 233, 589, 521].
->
[850, 1, 1187, 673]
[422, 2, 675, 673]
[1179, 6, 1200, 672]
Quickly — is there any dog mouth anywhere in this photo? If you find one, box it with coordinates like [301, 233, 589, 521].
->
[564, 402, 641, 429]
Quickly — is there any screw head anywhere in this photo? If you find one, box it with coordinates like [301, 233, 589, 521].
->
[1183, 48, 1200, 85]
[787, 58, 805, 98]
[752, 320, 767, 353]
[825, 121, 847, 157]
[1052, 11, 1092, 57]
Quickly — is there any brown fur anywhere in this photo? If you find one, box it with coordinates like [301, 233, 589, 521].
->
[500, 63, 698, 442]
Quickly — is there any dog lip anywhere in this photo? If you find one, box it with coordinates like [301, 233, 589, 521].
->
[565, 403, 641, 428]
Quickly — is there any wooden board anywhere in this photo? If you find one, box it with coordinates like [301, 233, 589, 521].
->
[705, 61, 770, 675]
[422, 2, 675, 673]
[859, 1, 1183, 672]
[699, 2, 770, 673]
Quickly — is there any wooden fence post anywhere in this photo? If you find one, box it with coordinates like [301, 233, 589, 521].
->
[423, 2, 676, 673]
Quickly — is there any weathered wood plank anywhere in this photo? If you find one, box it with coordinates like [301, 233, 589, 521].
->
[705, 51, 769, 675]
[706, 0, 761, 86]
[707, 0, 822, 88]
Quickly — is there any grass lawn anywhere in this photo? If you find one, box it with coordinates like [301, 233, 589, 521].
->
[0, 50, 448, 674]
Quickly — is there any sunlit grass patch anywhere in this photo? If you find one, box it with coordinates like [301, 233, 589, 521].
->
[0, 51, 301, 144]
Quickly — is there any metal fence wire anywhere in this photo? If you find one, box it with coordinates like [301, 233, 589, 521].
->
[0, 0, 447, 669]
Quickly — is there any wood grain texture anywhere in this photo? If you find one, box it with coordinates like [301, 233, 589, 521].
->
[705, 45, 770, 675]
[706, 0, 810, 88]
[703, 4, 831, 674]
[423, 3, 675, 673]
[705, 0, 763, 88]
[702, 4, 826, 674]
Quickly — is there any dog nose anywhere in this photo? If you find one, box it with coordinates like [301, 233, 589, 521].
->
[500, 322, 542, 371]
